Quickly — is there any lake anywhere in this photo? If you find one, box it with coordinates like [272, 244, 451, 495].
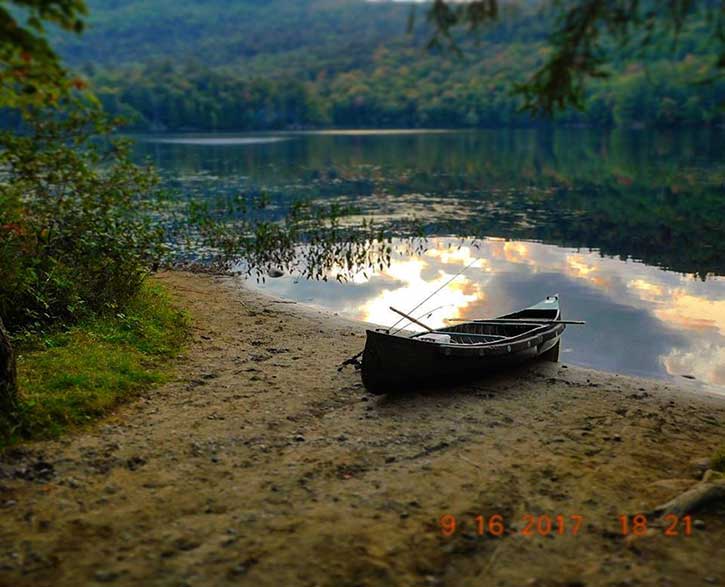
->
[134, 129, 725, 392]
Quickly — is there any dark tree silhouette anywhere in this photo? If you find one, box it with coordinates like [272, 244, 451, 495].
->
[1, 0, 86, 425]
[0, 317, 17, 418]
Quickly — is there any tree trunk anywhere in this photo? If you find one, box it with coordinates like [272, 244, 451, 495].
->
[0, 316, 18, 417]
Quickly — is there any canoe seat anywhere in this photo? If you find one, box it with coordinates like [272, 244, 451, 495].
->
[447, 333, 507, 344]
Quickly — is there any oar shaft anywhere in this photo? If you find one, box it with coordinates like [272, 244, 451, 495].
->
[390, 306, 434, 332]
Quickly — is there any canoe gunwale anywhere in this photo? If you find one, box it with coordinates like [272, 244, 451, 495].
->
[367, 322, 565, 359]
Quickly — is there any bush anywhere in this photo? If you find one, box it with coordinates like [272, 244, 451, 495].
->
[0, 102, 165, 333]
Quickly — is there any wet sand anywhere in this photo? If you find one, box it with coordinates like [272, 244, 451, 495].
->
[1, 270, 724, 587]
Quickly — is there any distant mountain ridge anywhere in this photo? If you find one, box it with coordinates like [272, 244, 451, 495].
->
[57, 0, 415, 68]
[52, 0, 725, 131]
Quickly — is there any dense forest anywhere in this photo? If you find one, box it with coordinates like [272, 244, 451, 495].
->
[52, 0, 725, 131]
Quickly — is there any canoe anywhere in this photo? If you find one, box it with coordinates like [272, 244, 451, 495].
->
[361, 295, 565, 394]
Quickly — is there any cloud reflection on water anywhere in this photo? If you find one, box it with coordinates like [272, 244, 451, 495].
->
[248, 237, 725, 391]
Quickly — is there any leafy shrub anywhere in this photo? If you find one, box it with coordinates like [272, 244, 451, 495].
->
[181, 191, 411, 283]
[0, 102, 165, 333]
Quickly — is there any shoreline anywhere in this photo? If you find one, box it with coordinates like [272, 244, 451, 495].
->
[237, 272, 725, 401]
[0, 270, 724, 586]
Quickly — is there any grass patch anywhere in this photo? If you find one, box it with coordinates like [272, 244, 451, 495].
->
[2, 280, 189, 446]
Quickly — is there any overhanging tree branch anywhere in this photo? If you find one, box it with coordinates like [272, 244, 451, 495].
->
[0, 0, 87, 107]
[427, 0, 725, 115]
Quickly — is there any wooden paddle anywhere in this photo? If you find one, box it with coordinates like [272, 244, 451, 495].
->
[389, 306, 434, 332]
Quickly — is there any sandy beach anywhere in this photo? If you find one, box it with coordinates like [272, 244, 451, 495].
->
[1, 270, 724, 587]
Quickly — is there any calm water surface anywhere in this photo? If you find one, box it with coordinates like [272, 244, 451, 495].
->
[134, 129, 725, 391]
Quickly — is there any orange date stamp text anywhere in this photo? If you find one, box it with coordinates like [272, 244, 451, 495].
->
[438, 513, 694, 538]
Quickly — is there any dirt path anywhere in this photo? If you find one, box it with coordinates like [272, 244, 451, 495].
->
[1, 271, 724, 587]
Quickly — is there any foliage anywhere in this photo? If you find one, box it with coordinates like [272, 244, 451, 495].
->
[178, 190, 418, 283]
[1, 280, 188, 445]
[0, 102, 165, 333]
[56, 0, 408, 67]
[429, 0, 725, 114]
[0, 0, 87, 108]
[89, 53, 724, 131]
[55, 1, 725, 130]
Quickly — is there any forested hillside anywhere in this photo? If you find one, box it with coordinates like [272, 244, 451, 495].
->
[56, 0, 725, 130]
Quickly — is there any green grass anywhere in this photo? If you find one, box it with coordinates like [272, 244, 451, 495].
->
[2, 280, 189, 446]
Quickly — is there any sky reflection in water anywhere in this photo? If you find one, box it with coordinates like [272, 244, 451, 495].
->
[250, 237, 725, 392]
[135, 129, 725, 392]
